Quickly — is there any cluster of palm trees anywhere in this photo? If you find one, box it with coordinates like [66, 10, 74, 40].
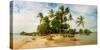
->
[36, 5, 91, 36]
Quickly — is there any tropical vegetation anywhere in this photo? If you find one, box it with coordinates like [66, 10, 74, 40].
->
[20, 5, 92, 36]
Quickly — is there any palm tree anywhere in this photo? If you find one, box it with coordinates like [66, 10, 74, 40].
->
[59, 6, 73, 23]
[59, 5, 67, 33]
[76, 16, 85, 34]
[59, 5, 64, 14]
[76, 16, 85, 27]
[58, 5, 73, 33]
[59, 6, 73, 33]
[48, 9, 54, 18]
[37, 12, 44, 24]
[65, 8, 70, 15]
[68, 13, 73, 21]
[59, 6, 70, 19]
[67, 13, 73, 29]
[43, 16, 49, 23]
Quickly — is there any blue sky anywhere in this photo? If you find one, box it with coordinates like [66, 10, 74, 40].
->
[12, 1, 97, 33]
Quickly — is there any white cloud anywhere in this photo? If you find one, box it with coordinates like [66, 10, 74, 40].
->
[13, 1, 49, 33]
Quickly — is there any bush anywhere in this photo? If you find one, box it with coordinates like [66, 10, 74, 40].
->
[84, 29, 92, 35]
[79, 29, 84, 33]
[20, 31, 26, 35]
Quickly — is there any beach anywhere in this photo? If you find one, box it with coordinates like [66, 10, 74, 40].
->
[11, 33, 97, 49]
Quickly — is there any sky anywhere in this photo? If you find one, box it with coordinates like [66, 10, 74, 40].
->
[11, 1, 97, 33]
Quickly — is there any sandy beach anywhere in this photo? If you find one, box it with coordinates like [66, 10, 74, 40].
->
[11, 33, 97, 50]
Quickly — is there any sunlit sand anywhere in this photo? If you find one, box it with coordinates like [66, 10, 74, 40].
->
[12, 33, 97, 49]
